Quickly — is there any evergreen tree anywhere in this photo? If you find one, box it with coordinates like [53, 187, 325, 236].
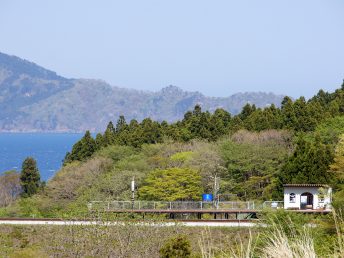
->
[63, 140, 83, 164]
[79, 131, 96, 159]
[229, 116, 244, 132]
[20, 157, 41, 197]
[115, 115, 128, 134]
[281, 96, 297, 130]
[103, 121, 116, 146]
[183, 111, 193, 122]
[127, 119, 142, 147]
[193, 104, 202, 116]
[292, 96, 319, 132]
[140, 118, 162, 144]
[186, 106, 213, 140]
[115, 116, 130, 145]
[63, 131, 96, 163]
[209, 108, 231, 140]
[239, 103, 256, 121]
[280, 134, 334, 184]
[310, 89, 332, 107]
[95, 133, 104, 150]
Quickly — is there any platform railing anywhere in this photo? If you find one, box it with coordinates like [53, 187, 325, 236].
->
[88, 200, 257, 211]
[261, 201, 284, 209]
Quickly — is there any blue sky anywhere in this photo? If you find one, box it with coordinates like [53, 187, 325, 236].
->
[0, 0, 343, 98]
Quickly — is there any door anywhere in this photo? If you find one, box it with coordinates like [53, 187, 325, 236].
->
[300, 192, 313, 209]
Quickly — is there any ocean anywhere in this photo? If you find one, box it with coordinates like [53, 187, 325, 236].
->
[0, 133, 84, 181]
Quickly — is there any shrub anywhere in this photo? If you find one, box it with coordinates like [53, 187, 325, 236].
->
[160, 234, 191, 258]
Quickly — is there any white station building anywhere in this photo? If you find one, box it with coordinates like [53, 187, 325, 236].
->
[283, 184, 332, 210]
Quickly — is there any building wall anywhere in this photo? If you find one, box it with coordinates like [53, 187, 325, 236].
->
[284, 187, 321, 210]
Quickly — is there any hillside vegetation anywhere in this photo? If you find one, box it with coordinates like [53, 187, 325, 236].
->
[2, 82, 344, 218]
[1, 83, 344, 257]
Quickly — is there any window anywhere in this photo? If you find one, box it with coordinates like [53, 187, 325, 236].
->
[289, 193, 296, 203]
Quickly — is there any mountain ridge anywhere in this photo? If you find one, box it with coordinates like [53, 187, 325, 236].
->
[0, 52, 285, 132]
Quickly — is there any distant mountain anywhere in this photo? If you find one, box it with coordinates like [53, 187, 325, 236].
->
[0, 52, 285, 132]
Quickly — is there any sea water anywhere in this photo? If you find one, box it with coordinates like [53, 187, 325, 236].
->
[0, 133, 83, 181]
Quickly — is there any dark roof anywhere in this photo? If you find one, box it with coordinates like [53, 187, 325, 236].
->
[283, 184, 330, 188]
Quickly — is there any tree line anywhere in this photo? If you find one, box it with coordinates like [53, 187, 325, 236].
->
[64, 81, 344, 164]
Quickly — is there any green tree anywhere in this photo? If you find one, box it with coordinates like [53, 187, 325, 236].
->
[20, 157, 41, 197]
[139, 168, 203, 201]
[292, 96, 319, 131]
[313, 116, 344, 144]
[239, 103, 256, 121]
[63, 131, 96, 163]
[95, 133, 104, 150]
[185, 106, 213, 140]
[229, 116, 244, 132]
[280, 134, 334, 184]
[79, 131, 96, 158]
[115, 115, 128, 134]
[221, 136, 288, 200]
[140, 118, 162, 144]
[159, 235, 191, 258]
[281, 96, 297, 130]
[103, 121, 116, 146]
[210, 108, 231, 139]
[329, 134, 344, 207]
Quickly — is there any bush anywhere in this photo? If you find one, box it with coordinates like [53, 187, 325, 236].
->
[159, 235, 191, 258]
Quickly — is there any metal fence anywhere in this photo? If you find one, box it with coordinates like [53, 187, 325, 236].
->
[262, 201, 284, 209]
[88, 200, 256, 211]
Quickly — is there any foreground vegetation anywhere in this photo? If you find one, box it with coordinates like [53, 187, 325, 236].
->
[0, 210, 343, 257]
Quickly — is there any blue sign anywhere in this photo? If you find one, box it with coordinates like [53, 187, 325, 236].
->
[202, 194, 213, 202]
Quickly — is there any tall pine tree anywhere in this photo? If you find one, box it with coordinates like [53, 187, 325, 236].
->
[20, 157, 41, 197]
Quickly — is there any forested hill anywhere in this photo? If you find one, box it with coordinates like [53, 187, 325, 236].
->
[2, 80, 344, 223]
[61, 82, 344, 207]
[65, 81, 344, 164]
[0, 52, 284, 132]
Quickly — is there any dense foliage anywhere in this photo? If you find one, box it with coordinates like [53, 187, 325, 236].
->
[139, 168, 203, 201]
[281, 134, 334, 184]
[65, 82, 344, 163]
[20, 157, 41, 198]
[221, 130, 291, 200]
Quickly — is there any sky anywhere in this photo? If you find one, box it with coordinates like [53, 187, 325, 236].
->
[0, 0, 343, 98]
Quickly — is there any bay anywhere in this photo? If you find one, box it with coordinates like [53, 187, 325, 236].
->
[0, 133, 83, 181]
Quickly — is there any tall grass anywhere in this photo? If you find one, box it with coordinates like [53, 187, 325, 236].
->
[260, 225, 316, 258]
[199, 227, 255, 258]
[198, 227, 216, 258]
[333, 209, 344, 257]
[198, 209, 344, 258]
[228, 230, 255, 258]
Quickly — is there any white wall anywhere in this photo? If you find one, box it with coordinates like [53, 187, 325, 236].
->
[283, 186, 327, 210]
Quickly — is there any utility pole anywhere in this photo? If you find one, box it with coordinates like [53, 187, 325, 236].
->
[131, 176, 135, 210]
[213, 175, 220, 209]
